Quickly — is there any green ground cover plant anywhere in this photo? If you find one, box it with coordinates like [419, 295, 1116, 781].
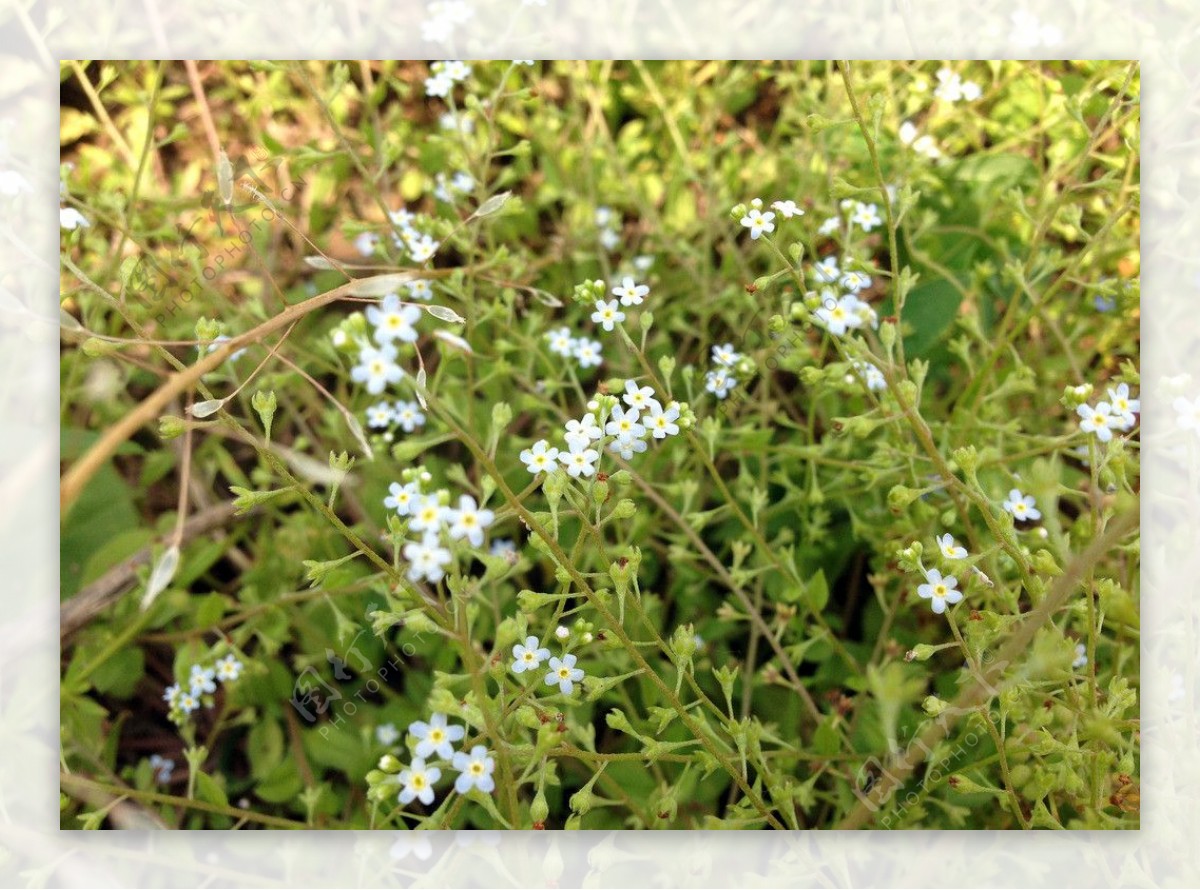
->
[59, 59, 1140, 830]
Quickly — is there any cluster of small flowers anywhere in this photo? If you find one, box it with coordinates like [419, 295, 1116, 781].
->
[810, 256, 878, 337]
[705, 343, 743, 399]
[899, 121, 941, 160]
[848, 360, 886, 392]
[424, 60, 472, 98]
[388, 206, 441, 262]
[162, 654, 243, 721]
[595, 206, 621, 251]
[372, 712, 495, 806]
[933, 67, 982, 103]
[421, 0, 475, 44]
[738, 196, 804, 240]
[434, 170, 475, 203]
[588, 275, 651, 337]
[521, 380, 684, 477]
[510, 625, 589, 695]
[350, 293, 426, 395]
[544, 326, 603, 370]
[817, 199, 883, 238]
[385, 468, 495, 583]
[1076, 383, 1140, 442]
[148, 753, 174, 785]
[366, 399, 427, 434]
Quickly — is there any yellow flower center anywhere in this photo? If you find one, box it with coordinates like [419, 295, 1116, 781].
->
[934, 584, 947, 597]
[412, 774, 426, 789]
[558, 668, 570, 679]
[470, 763, 484, 775]
[430, 729, 444, 743]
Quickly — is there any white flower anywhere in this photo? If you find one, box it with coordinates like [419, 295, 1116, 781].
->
[740, 207, 775, 240]
[60, 207, 90, 230]
[511, 635, 550, 674]
[899, 121, 942, 159]
[376, 723, 401, 746]
[934, 67, 965, 102]
[545, 326, 576, 357]
[440, 60, 472, 82]
[178, 690, 201, 714]
[851, 202, 882, 232]
[559, 439, 600, 477]
[425, 73, 454, 97]
[961, 80, 982, 102]
[633, 254, 654, 272]
[398, 757, 441, 806]
[189, 664, 217, 695]
[594, 206, 614, 227]
[916, 569, 962, 615]
[815, 295, 865, 337]
[351, 343, 404, 395]
[622, 380, 661, 414]
[645, 403, 680, 439]
[771, 199, 804, 219]
[609, 436, 648, 460]
[611, 276, 649, 307]
[705, 368, 737, 399]
[852, 360, 886, 391]
[409, 494, 449, 535]
[572, 338, 603, 368]
[818, 216, 840, 236]
[403, 537, 452, 583]
[599, 227, 620, 251]
[1010, 9, 1061, 48]
[711, 343, 741, 367]
[936, 533, 968, 560]
[214, 654, 243, 682]
[565, 414, 602, 447]
[393, 400, 426, 433]
[1077, 402, 1116, 442]
[812, 256, 840, 284]
[367, 402, 395, 429]
[1072, 643, 1088, 670]
[605, 405, 645, 442]
[452, 745, 496, 794]
[439, 111, 474, 134]
[355, 232, 380, 256]
[839, 270, 872, 293]
[1003, 488, 1041, 522]
[410, 712, 465, 760]
[490, 538, 516, 558]
[446, 494, 495, 548]
[591, 299, 625, 331]
[1106, 383, 1139, 430]
[163, 683, 182, 708]
[544, 653, 585, 694]
[405, 279, 435, 301]
[554, 625, 570, 640]
[385, 480, 422, 516]
[148, 754, 174, 785]
[407, 234, 440, 263]
[520, 439, 560, 475]
[1174, 395, 1200, 436]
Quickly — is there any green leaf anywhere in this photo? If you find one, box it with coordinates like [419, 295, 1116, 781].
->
[194, 771, 229, 809]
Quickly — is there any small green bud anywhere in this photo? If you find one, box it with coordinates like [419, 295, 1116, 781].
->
[880, 321, 897, 355]
[948, 774, 993, 794]
[1062, 383, 1092, 409]
[789, 301, 808, 322]
[591, 479, 609, 506]
[888, 484, 920, 513]
[729, 203, 747, 221]
[531, 788, 549, 824]
[640, 311, 653, 332]
[1033, 549, 1062, 576]
[608, 469, 632, 486]
[657, 354, 676, 380]
[195, 317, 221, 342]
[670, 624, 698, 663]
[81, 337, 117, 357]
[491, 400, 513, 433]
[612, 498, 636, 520]
[905, 643, 938, 662]
[159, 415, 186, 439]
[251, 390, 277, 439]
[952, 445, 978, 478]
[922, 695, 948, 717]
